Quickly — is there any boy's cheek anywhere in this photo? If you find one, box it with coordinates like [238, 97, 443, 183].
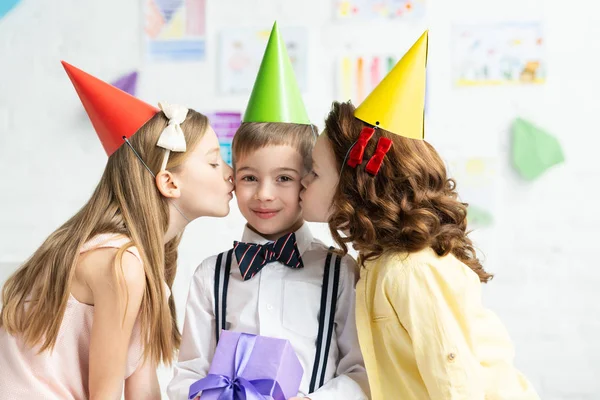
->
[291, 185, 304, 198]
[234, 187, 251, 203]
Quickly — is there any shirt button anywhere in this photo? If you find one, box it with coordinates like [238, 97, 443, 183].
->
[447, 353, 456, 362]
[266, 304, 274, 311]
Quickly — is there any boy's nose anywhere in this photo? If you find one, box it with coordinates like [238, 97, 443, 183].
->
[256, 182, 275, 201]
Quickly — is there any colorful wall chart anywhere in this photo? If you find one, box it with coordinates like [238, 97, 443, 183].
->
[452, 22, 546, 86]
[219, 27, 308, 95]
[337, 54, 398, 104]
[144, 0, 206, 61]
[336, 0, 426, 20]
[207, 112, 242, 166]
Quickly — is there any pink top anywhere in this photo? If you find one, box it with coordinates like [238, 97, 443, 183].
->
[0, 234, 166, 400]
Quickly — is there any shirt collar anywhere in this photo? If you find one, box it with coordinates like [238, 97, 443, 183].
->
[240, 223, 313, 256]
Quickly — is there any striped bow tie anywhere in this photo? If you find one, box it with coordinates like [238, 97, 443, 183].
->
[234, 232, 304, 281]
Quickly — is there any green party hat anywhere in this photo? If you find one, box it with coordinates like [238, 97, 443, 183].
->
[242, 22, 310, 124]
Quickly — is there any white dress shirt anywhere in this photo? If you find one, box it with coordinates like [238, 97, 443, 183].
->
[168, 223, 369, 400]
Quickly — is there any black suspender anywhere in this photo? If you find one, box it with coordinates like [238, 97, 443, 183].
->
[213, 249, 233, 343]
[309, 247, 341, 392]
[213, 246, 341, 392]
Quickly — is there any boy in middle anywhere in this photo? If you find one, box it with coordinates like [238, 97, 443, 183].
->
[167, 23, 369, 400]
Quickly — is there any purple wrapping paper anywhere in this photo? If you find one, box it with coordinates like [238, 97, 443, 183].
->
[196, 331, 303, 400]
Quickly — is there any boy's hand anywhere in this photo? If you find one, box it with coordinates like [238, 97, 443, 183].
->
[288, 397, 311, 400]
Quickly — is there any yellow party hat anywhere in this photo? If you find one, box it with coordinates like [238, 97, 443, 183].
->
[354, 30, 428, 139]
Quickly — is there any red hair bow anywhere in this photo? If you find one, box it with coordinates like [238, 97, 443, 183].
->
[347, 127, 375, 168]
[365, 137, 393, 175]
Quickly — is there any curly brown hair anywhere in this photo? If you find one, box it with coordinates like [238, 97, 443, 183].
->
[324, 101, 492, 283]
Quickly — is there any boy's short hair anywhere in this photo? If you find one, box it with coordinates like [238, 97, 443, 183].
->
[232, 122, 318, 172]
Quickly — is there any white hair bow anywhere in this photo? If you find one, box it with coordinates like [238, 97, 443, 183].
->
[157, 102, 189, 171]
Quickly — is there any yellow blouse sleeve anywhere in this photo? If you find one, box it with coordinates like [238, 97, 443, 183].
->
[388, 258, 485, 399]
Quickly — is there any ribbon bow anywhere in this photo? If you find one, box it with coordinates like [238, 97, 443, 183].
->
[188, 333, 286, 400]
[365, 137, 393, 175]
[347, 127, 375, 168]
[157, 101, 189, 170]
[234, 233, 303, 281]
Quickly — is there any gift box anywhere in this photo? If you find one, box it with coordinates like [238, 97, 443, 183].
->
[189, 331, 303, 400]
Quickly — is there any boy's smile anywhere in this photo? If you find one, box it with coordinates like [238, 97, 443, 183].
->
[251, 207, 281, 219]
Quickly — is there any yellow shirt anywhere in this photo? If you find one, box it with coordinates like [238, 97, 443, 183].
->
[356, 248, 539, 400]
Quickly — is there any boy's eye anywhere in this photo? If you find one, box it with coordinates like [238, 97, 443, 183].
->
[241, 175, 257, 182]
[210, 162, 220, 168]
[277, 175, 293, 182]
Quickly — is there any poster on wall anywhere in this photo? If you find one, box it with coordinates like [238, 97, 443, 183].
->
[452, 22, 546, 86]
[335, 0, 426, 20]
[446, 157, 497, 228]
[218, 26, 308, 95]
[206, 112, 242, 166]
[336, 54, 429, 113]
[336, 54, 397, 104]
[144, 0, 206, 62]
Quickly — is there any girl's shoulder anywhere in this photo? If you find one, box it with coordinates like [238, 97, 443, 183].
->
[80, 233, 142, 263]
[366, 248, 433, 271]
[374, 248, 478, 291]
[73, 233, 145, 305]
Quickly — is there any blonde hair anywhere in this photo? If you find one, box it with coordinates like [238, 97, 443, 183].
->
[0, 109, 209, 365]
[232, 122, 317, 172]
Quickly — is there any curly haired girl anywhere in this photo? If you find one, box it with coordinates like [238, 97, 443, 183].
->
[300, 32, 539, 400]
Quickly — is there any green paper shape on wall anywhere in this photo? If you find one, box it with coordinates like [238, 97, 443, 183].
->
[511, 117, 565, 180]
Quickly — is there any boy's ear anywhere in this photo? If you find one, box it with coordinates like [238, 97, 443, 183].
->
[155, 170, 181, 199]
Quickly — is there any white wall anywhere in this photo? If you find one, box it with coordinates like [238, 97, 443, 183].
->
[1, 0, 599, 398]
